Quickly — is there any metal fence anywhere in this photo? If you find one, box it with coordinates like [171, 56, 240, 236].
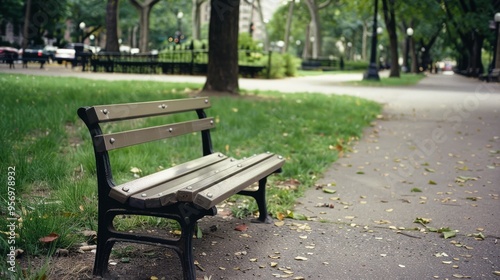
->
[85, 48, 270, 78]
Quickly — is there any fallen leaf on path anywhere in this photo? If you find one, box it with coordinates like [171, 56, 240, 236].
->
[235, 224, 248, 232]
[323, 188, 336, 194]
[274, 221, 285, 227]
[428, 180, 437, 185]
[294, 256, 308, 261]
[414, 217, 432, 224]
[455, 176, 478, 183]
[39, 233, 59, 243]
[452, 274, 471, 279]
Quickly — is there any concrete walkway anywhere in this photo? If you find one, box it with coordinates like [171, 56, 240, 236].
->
[1, 64, 499, 279]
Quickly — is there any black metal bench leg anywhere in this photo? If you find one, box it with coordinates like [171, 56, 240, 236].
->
[93, 212, 116, 276]
[239, 177, 273, 224]
[176, 203, 213, 280]
[177, 221, 197, 280]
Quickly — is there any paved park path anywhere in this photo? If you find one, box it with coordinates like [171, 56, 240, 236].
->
[1, 64, 499, 279]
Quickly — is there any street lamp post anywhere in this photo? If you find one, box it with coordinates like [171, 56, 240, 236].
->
[347, 42, 352, 60]
[363, 0, 380, 81]
[176, 11, 183, 44]
[405, 27, 413, 73]
[79, 22, 86, 43]
[379, 44, 384, 69]
[89, 34, 95, 48]
[492, 13, 500, 72]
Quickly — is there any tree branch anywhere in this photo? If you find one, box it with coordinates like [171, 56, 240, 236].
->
[318, 0, 332, 10]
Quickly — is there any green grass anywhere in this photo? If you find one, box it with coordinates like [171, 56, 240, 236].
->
[296, 69, 364, 77]
[344, 73, 426, 86]
[0, 73, 381, 276]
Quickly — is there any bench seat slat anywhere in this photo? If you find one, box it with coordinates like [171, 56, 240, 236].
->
[194, 154, 285, 209]
[88, 97, 210, 123]
[128, 153, 273, 209]
[176, 153, 274, 202]
[128, 157, 241, 209]
[109, 153, 228, 203]
[95, 118, 214, 152]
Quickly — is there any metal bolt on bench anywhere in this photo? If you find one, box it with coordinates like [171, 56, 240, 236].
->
[77, 97, 284, 279]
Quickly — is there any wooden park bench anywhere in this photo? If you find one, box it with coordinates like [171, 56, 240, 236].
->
[77, 97, 285, 279]
[487, 69, 500, 83]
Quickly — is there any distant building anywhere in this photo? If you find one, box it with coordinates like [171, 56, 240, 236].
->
[200, 0, 281, 42]
[1, 22, 23, 46]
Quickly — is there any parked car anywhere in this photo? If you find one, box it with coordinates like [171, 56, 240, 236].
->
[44, 45, 58, 62]
[54, 43, 92, 65]
[0, 47, 19, 64]
[19, 45, 51, 64]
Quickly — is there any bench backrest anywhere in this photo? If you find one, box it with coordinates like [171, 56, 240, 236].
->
[77, 97, 215, 193]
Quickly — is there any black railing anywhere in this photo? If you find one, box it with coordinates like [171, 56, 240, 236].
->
[86, 49, 269, 78]
[301, 57, 338, 71]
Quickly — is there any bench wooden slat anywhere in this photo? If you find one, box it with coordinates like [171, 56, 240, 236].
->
[176, 153, 274, 202]
[128, 157, 241, 209]
[86, 97, 210, 124]
[95, 118, 214, 152]
[193, 154, 285, 209]
[109, 153, 228, 203]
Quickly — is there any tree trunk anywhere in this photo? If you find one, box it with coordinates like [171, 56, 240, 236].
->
[22, 0, 32, 50]
[202, 0, 240, 95]
[192, 0, 206, 40]
[381, 0, 400, 77]
[130, 0, 160, 53]
[496, 24, 500, 69]
[283, 1, 295, 53]
[362, 22, 368, 61]
[255, 0, 269, 51]
[468, 32, 484, 76]
[304, 1, 321, 59]
[105, 0, 120, 52]
[409, 35, 417, 73]
[302, 23, 311, 59]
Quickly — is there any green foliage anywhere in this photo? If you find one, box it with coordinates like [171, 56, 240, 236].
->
[238, 32, 261, 50]
[283, 53, 299, 77]
[344, 60, 369, 71]
[264, 52, 285, 78]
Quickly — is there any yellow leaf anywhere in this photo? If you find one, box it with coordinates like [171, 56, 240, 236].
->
[274, 221, 285, 227]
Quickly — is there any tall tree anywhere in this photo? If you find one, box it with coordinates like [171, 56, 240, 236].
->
[303, 0, 331, 59]
[381, 0, 399, 77]
[192, 0, 207, 40]
[18, 0, 68, 46]
[69, 0, 105, 44]
[129, 0, 161, 52]
[22, 0, 32, 49]
[283, 0, 296, 53]
[202, 0, 240, 95]
[441, 0, 497, 76]
[106, 0, 120, 52]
